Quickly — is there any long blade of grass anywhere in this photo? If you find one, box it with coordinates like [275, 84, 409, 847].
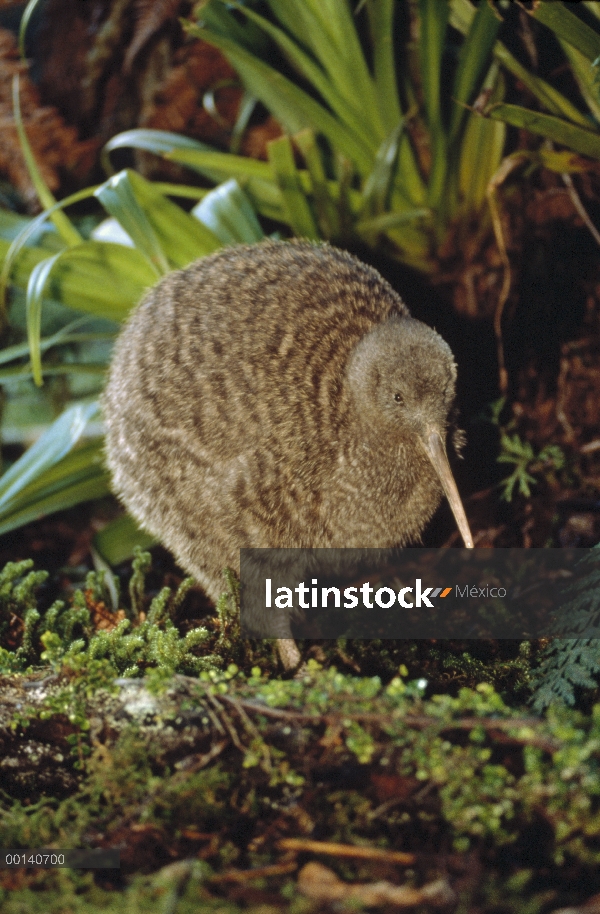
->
[0, 400, 99, 510]
[458, 65, 506, 213]
[102, 129, 207, 176]
[559, 41, 600, 123]
[487, 104, 600, 159]
[0, 317, 111, 367]
[105, 129, 274, 181]
[103, 129, 287, 219]
[306, 0, 385, 137]
[167, 152, 284, 220]
[192, 179, 264, 245]
[584, 1, 600, 24]
[418, 0, 449, 208]
[198, 0, 268, 52]
[25, 253, 61, 386]
[360, 121, 406, 216]
[394, 129, 427, 206]
[0, 184, 103, 318]
[187, 23, 374, 174]
[12, 76, 81, 247]
[494, 43, 591, 127]
[230, 91, 257, 155]
[18, 0, 43, 57]
[267, 136, 320, 240]
[354, 207, 430, 236]
[0, 442, 110, 536]
[293, 129, 340, 239]
[166, 147, 272, 181]
[529, 2, 600, 62]
[449, 0, 501, 143]
[366, 0, 402, 133]
[418, 0, 448, 136]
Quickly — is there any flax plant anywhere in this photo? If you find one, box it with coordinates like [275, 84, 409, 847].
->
[104, 0, 508, 274]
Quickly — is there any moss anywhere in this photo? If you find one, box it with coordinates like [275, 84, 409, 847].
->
[0, 549, 266, 680]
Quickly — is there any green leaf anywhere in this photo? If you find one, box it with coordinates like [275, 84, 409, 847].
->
[94, 173, 168, 276]
[559, 41, 600, 124]
[18, 0, 43, 58]
[354, 207, 430, 238]
[418, 0, 449, 207]
[293, 129, 341, 239]
[458, 63, 506, 213]
[93, 514, 156, 567]
[192, 179, 265, 245]
[449, 0, 501, 143]
[0, 184, 103, 317]
[0, 317, 112, 367]
[262, 0, 385, 140]
[187, 23, 374, 174]
[366, 0, 402, 133]
[104, 131, 286, 221]
[12, 76, 81, 247]
[102, 129, 205, 176]
[0, 401, 100, 513]
[486, 104, 600, 159]
[25, 253, 61, 386]
[361, 121, 406, 217]
[449, 0, 590, 127]
[98, 170, 222, 269]
[267, 136, 319, 240]
[418, 0, 448, 135]
[93, 170, 220, 271]
[0, 443, 110, 536]
[530, 1, 600, 63]
[213, 0, 378, 149]
[33, 241, 157, 322]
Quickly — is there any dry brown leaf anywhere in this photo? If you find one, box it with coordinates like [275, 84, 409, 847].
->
[0, 28, 94, 210]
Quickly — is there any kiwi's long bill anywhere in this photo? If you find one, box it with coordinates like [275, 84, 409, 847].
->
[422, 429, 474, 549]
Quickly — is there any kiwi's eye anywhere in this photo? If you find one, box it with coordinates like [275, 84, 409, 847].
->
[394, 392, 403, 404]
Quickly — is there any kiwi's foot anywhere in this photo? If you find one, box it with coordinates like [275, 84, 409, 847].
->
[276, 637, 302, 672]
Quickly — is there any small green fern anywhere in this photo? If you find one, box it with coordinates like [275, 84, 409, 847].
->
[531, 548, 600, 711]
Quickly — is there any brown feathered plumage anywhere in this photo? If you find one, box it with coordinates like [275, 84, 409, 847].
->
[103, 241, 472, 667]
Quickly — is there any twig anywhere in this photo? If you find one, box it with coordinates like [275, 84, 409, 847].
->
[219, 696, 559, 752]
[581, 440, 600, 454]
[562, 171, 600, 248]
[172, 739, 228, 777]
[224, 694, 273, 771]
[277, 838, 415, 864]
[209, 861, 298, 883]
[487, 155, 524, 395]
[205, 692, 245, 752]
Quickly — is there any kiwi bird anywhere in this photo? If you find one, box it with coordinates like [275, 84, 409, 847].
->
[103, 240, 473, 669]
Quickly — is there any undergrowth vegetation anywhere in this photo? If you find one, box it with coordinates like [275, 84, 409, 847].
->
[2, 626, 600, 910]
[0, 549, 248, 677]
